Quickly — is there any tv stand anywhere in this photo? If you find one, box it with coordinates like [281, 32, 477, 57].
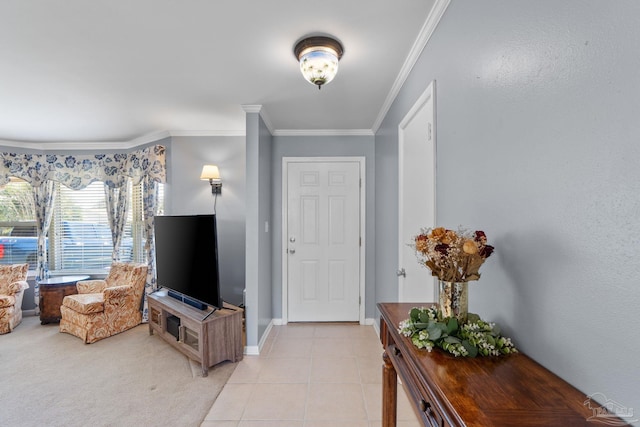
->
[148, 290, 243, 377]
[201, 307, 217, 321]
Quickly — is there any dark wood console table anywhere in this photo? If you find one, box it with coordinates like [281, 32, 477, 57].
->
[38, 275, 89, 324]
[379, 302, 628, 427]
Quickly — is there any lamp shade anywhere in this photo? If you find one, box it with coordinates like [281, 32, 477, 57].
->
[200, 165, 221, 181]
[294, 36, 344, 89]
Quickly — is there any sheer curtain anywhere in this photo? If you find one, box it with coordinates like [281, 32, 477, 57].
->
[31, 179, 56, 310]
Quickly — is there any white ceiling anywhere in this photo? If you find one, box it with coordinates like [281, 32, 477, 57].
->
[0, 0, 438, 145]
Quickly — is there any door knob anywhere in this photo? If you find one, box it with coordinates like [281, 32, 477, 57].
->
[397, 268, 406, 277]
[289, 248, 296, 254]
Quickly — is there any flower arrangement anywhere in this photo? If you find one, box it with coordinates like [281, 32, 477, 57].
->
[414, 227, 494, 282]
[398, 306, 517, 357]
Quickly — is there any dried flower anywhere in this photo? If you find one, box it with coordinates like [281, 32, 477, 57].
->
[462, 240, 478, 254]
[413, 226, 494, 282]
[431, 227, 446, 239]
[474, 230, 487, 244]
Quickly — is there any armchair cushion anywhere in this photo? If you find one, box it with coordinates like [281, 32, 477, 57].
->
[62, 293, 105, 314]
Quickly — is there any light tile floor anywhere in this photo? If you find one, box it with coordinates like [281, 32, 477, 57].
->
[201, 322, 421, 427]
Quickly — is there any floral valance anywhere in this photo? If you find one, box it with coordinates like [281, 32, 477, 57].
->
[0, 144, 166, 189]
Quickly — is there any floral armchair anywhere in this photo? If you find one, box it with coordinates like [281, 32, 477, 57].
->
[0, 263, 29, 334]
[59, 262, 148, 343]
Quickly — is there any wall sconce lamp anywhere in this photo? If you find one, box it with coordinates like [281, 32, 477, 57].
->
[200, 165, 222, 194]
[294, 35, 344, 89]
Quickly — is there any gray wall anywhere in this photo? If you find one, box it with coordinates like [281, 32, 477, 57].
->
[257, 116, 273, 342]
[166, 135, 246, 306]
[245, 112, 273, 347]
[271, 135, 376, 319]
[376, 0, 640, 416]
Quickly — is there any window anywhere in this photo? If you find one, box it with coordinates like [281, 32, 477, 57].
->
[0, 178, 37, 267]
[0, 177, 164, 273]
[52, 181, 118, 272]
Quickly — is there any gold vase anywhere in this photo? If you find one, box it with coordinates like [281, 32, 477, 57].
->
[437, 280, 469, 323]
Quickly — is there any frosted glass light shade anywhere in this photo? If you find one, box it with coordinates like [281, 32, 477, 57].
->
[294, 36, 344, 89]
[200, 165, 220, 181]
[299, 48, 339, 87]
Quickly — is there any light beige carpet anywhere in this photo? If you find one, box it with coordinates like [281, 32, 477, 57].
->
[0, 315, 237, 427]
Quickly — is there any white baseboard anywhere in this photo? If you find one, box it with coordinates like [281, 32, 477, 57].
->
[244, 346, 259, 355]
[371, 318, 381, 338]
[243, 319, 275, 356]
[273, 318, 375, 326]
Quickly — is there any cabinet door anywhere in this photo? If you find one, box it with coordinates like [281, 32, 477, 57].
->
[179, 316, 201, 355]
[149, 306, 162, 328]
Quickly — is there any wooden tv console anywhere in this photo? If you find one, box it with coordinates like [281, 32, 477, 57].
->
[148, 290, 243, 377]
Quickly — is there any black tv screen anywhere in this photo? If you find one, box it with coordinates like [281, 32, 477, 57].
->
[154, 214, 222, 310]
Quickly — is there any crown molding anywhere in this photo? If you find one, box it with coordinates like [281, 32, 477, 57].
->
[242, 104, 276, 135]
[0, 125, 376, 149]
[241, 104, 262, 113]
[0, 129, 247, 151]
[272, 129, 374, 137]
[0, 138, 144, 151]
[0, 139, 43, 150]
[169, 130, 245, 137]
[257, 109, 275, 135]
[371, 0, 451, 133]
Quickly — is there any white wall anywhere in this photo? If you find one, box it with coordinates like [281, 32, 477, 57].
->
[376, 0, 640, 418]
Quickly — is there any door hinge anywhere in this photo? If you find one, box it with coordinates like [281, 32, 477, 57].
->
[359, 296, 361, 305]
[359, 236, 362, 246]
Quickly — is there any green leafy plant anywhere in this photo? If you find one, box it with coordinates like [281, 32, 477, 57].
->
[398, 306, 517, 357]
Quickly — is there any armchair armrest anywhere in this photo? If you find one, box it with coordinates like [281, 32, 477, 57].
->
[77, 280, 108, 294]
[103, 285, 133, 301]
[6, 280, 29, 295]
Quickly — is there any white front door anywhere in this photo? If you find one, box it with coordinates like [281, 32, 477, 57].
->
[285, 160, 362, 322]
[398, 81, 437, 302]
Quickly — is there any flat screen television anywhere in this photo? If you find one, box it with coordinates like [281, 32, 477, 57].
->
[154, 214, 222, 311]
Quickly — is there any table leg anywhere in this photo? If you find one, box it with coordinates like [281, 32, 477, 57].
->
[382, 350, 397, 427]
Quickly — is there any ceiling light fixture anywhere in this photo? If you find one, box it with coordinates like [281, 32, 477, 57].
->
[294, 35, 344, 90]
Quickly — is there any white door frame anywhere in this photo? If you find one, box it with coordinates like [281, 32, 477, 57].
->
[398, 80, 437, 301]
[282, 156, 366, 324]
